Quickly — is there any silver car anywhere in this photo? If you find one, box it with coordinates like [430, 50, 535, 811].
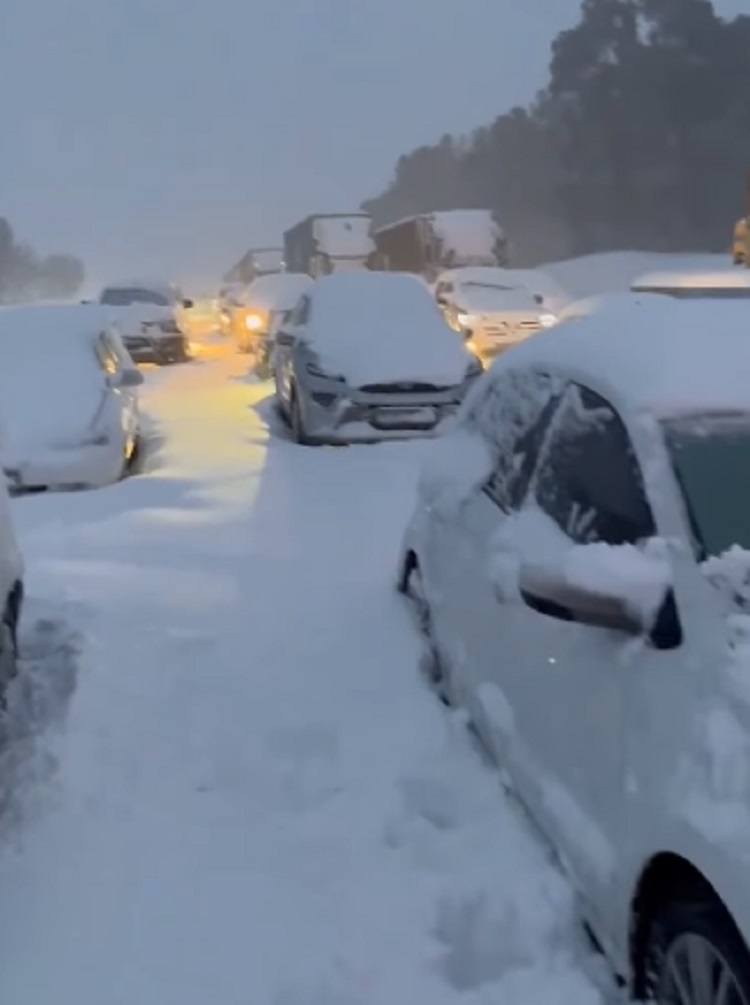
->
[273, 272, 482, 445]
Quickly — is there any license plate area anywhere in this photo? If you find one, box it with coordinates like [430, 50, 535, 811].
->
[370, 407, 437, 430]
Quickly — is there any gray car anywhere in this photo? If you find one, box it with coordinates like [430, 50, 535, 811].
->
[273, 272, 482, 445]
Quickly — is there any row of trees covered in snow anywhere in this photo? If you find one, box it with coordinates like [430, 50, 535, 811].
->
[0, 218, 85, 303]
[363, 0, 750, 266]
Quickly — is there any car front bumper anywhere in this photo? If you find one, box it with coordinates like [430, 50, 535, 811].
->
[124, 334, 189, 364]
[298, 384, 466, 443]
[3, 443, 125, 493]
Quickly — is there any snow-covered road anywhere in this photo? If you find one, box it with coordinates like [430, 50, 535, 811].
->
[0, 356, 610, 1004]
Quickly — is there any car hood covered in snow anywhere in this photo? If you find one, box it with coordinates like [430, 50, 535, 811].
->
[0, 305, 108, 457]
[304, 272, 473, 387]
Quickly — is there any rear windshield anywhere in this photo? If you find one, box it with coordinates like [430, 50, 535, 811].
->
[100, 288, 171, 307]
[664, 414, 750, 558]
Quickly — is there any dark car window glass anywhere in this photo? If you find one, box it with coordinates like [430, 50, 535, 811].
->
[469, 369, 562, 512]
[664, 414, 750, 559]
[100, 288, 171, 307]
[534, 385, 655, 546]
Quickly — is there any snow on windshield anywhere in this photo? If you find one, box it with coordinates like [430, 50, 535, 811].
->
[305, 272, 471, 386]
[458, 281, 538, 313]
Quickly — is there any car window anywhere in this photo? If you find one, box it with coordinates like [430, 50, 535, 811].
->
[533, 384, 655, 546]
[290, 295, 311, 327]
[464, 369, 562, 512]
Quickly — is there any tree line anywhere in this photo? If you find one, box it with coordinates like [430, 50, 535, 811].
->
[0, 218, 85, 303]
[363, 0, 750, 266]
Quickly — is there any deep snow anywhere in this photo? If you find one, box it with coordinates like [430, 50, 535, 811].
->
[0, 355, 611, 1004]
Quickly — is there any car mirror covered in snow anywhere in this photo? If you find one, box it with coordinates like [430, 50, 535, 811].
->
[515, 541, 673, 640]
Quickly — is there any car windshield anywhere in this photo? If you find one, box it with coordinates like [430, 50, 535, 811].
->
[633, 285, 750, 300]
[663, 413, 750, 558]
[100, 287, 171, 307]
[458, 282, 538, 311]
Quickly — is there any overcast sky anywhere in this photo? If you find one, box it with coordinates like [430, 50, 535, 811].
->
[0, 0, 745, 288]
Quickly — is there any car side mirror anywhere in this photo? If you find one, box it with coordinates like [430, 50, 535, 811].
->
[516, 543, 672, 639]
[182, 299, 194, 309]
[108, 368, 144, 389]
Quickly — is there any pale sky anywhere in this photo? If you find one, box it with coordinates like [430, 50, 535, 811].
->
[0, 0, 745, 289]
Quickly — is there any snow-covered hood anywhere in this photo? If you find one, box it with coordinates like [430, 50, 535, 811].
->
[305, 274, 474, 388]
[102, 303, 175, 337]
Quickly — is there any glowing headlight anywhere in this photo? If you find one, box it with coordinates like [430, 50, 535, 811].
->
[539, 313, 558, 328]
[245, 314, 263, 331]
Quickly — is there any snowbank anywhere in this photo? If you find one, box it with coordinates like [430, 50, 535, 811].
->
[544, 251, 730, 301]
[305, 272, 473, 387]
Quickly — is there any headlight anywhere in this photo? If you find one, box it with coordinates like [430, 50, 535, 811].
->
[457, 312, 473, 328]
[306, 362, 346, 382]
[245, 314, 264, 331]
[539, 313, 558, 328]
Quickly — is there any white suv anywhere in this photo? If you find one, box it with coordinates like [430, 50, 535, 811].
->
[398, 296, 750, 1001]
[0, 474, 23, 698]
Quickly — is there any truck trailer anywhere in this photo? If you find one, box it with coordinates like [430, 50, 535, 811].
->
[372, 210, 509, 280]
[283, 214, 376, 277]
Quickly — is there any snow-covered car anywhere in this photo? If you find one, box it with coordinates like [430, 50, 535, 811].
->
[631, 269, 750, 299]
[228, 272, 314, 358]
[99, 281, 194, 364]
[274, 272, 482, 444]
[0, 305, 143, 492]
[398, 296, 750, 1002]
[0, 474, 23, 699]
[434, 267, 563, 365]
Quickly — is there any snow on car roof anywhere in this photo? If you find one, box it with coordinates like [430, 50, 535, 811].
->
[101, 279, 177, 298]
[632, 269, 750, 291]
[0, 305, 114, 452]
[305, 271, 472, 387]
[491, 298, 750, 417]
[242, 272, 313, 310]
[439, 267, 570, 306]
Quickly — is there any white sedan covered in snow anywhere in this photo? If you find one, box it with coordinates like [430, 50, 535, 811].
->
[398, 296, 750, 1002]
[0, 305, 143, 492]
[273, 271, 482, 444]
[434, 266, 565, 365]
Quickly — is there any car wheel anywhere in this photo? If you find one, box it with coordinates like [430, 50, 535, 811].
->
[402, 558, 452, 706]
[641, 896, 750, 1004]
[0, 614, 18, 707]
[290, 388, 311, 446]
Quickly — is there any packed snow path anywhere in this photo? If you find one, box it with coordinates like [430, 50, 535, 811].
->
[0, 357, 610, 1004]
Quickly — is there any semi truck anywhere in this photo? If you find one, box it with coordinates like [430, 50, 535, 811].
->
[372, 209, 509, 280]
[283, 214, 376, 277]
[224, 247, 285, 286]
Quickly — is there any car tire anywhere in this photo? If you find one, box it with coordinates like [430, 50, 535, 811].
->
[402, 558, 453, 706]
[0, 612, 19, 708]
[290, 388, 311, 446]
[640, 895, 750, 1004]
